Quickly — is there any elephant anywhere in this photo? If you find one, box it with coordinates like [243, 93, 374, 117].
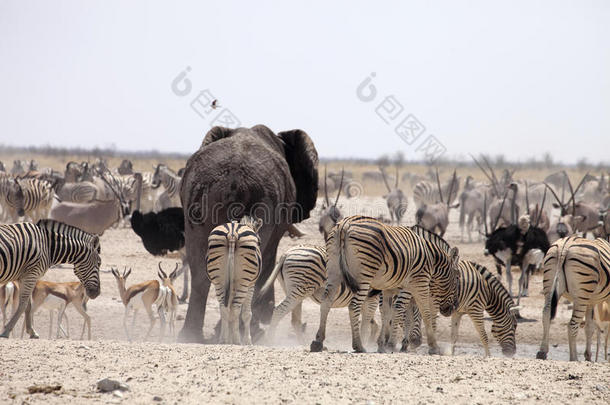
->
[178, 124, 319, 343]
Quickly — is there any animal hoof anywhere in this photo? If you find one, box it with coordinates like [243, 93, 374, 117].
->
[30, 334, 40, 340]
[310, 341, 324, 352]
[584, 351, 592, 362]
[428, 347, 440, 355]
[410, 336, 422, 348]
[377, 346, 386, 354]
[535, 351, 547, 360]
[353, 346, 366, 353]
[400, 343, 409, 353]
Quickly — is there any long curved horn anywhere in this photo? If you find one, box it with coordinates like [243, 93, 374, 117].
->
[447, 169, 457, 205]
[525, 181, 530, 216]
[324, 165, 330, 206]
[566, 172, 589, 212]
[158, 262, 167, 279]
[483, 192, 488, 236]
[534, 187, 547, 228]
[395, 165, 399, 189]
[334, 168, 344, 206]
[492, 189, 509, 231]
[435, 167, 444, 203]
[481, 155, 500, 194]
[471, 154, 496, 190]
[544, 182, 564, 212]
[379, 167, 392, 193]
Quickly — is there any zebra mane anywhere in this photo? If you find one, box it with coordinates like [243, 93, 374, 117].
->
[468, 260, 515, 311]
[409, 225, 450, 253]
[36, 219, 98, 246]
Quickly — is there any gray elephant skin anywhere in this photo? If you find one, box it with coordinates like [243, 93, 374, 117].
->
[179, 124, 319, 343]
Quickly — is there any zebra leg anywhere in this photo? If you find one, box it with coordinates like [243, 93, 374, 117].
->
[230, 303, 241, 345]
[376, 292, 394, 353]
[240, 289, 254, 345]
[361, 295, 378, 347]
[290, 302, 305, 343]
[348, 287, 369, 353]
[536, 292, 553, 359]
[584, 307, 595, 362]
[469, 311, 490, 357]
[568, 302, 588, 361]
[219, 304, 231, 344]
[310, 282, 340, 352]
[267, 290, 308, 344]
[1, 277, 38, 339]
[450, 312, 463, 355]
[413, 291, 439, 355]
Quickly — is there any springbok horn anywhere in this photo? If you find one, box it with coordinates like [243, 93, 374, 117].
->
[324, 165, 330, 206]
[334, 168, 344, 207]
[158, 262, 167, 279]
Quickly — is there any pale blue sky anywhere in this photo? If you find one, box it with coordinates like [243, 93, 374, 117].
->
[0, 1, 608, 163]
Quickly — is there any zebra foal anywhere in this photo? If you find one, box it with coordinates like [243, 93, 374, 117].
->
[206, 216, 262, 345]
[0, 219, 101, 338]
[260, 245, 379, 344]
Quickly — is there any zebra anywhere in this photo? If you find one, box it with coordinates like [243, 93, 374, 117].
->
[206, 216, 262, 344]
[0, 219, 101, 338]
[0, 174, 25, 222]
[310, 216, 459, 354]
[413, 174, 460, 210]
[537, 235, 610, 361]
[152, 164, 181, 210]
[397, 260, 518, 357]
[260, 245, 379, 344]
[379, 166, 408, 225]
[17, 178, 54, 222]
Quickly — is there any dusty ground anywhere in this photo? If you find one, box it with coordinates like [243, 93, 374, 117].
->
[1, 196, 609, 404]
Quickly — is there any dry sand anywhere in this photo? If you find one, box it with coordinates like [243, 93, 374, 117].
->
[1, 196, 609, 404]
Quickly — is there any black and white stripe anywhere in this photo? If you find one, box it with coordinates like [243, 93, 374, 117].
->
[537, 235, 610, 361]
[0, 219, 101, 338]
[206, 217, 262, 344]
[310, 216, 459, 354]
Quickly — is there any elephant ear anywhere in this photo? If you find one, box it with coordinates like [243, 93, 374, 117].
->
[200, 126, 236, 148]
[277, 129, 319, 222]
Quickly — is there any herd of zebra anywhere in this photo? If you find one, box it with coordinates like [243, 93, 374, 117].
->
[0, 155, 610, 363]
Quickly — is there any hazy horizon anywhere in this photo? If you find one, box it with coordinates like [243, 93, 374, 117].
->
[1, 1, 608, 164]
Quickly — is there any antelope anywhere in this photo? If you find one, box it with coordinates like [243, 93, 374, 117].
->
[111, 263, 180, 342]
[415, 169, 459, 237]
[1, 281, 19, 331]
[319, 166, 344, 240]
[20, 280, 91, 339]
[379, 166, 407, 225]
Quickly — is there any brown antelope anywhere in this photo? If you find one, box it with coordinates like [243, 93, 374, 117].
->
[1, 281, 19, 332]
[111, 263, 181, 342]
[21, 280, 91, 340]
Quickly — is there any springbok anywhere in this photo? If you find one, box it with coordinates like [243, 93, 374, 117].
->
[111, 263, 180, 342]
[21, 280, 91, 340]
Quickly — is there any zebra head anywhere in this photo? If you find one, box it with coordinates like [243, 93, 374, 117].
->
[151, 164, 165, 189]
[9, 178, 26, 217]
[438, 246, 460, 317]
[74, 235, 102, 299]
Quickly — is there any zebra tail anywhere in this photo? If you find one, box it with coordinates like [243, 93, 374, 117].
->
[338, 222, 359, 293]
[224, 239, 236, 308]
[550, 239, 570, 320]
[260, 252, 286, 296]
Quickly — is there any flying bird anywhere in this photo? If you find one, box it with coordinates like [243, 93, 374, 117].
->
[211, 99, 219, 109]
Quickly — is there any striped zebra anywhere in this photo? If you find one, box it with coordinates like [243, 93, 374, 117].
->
[0, 174, 25, 222]
[537, 236, 610, 361]
[0, 219, 101, 338]
[310, 216, 459, 354]
[260, 245, 379, 343]
[413, 177, 460, 210]
[18, 178, 54, 222]
[206, 216, 262, 344]
[397, 260, 518, 357]
[152, 164, 181, 210]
